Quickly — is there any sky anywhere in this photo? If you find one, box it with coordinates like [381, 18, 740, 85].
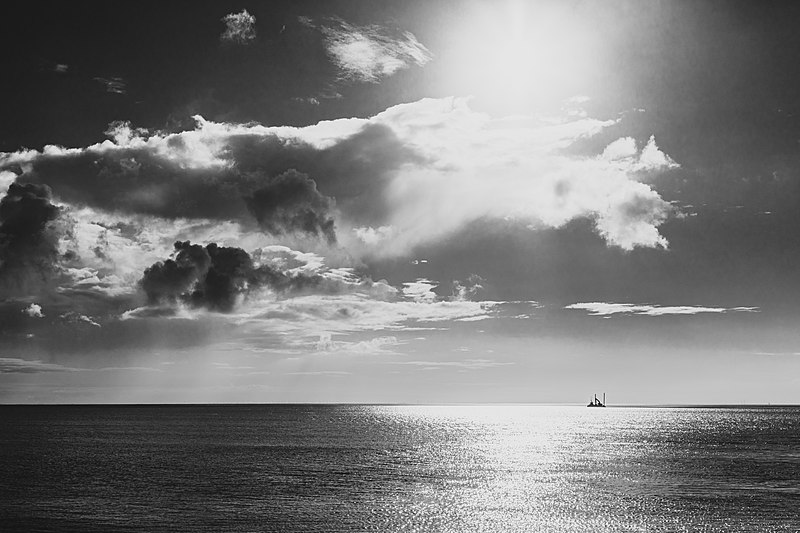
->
[2, 0, 800, 404]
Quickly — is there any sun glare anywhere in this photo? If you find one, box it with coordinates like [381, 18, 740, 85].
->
[440, 0, 597, 110]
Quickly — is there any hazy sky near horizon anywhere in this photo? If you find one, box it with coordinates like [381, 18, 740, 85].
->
[2, 0, 800, 404]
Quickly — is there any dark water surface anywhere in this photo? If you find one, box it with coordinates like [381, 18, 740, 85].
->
[1, 405, 799, 532]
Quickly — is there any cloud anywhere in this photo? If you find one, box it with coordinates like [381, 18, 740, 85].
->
[60, 311, 101, 328]
[284, 370, 351, 376]
[402, 279, 438, 303]
[141, 240, 324, 312]
[565, 302, 760, 316]
[0, 357, 76, 374]
[303, 17, 432, 82]
[314, 334, 398, 353]
[353, 225, 393, 245]
[451, 274, 485, 301]
[602, 135, 678, 172]
[244, 169, 336, 244]
[1, 99, 678, 255]
[0, 97, 680, 316]
[221, 10, 256, 44]
[1, 121, 340, 242]
[23, 303, 44, 318]
[389, 358, 512, 370]
[93, 77, 127, 94]
[0, 182, 64, 296]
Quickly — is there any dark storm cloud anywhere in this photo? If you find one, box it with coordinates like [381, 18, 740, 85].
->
[141, 241, 211, 305]
[222, 122, 421, 225]
[0, 183, 63, 296]
[5, 138, 343, 241]
[141, 241, 322, 312]
[1, 119, 420, 236]
[245, 169, 336, 244]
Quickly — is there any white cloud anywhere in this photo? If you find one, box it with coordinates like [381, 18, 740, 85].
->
[23, 303, 44, 318]
[1, 97, 681, 341]
[0, 170, 17, 197]
[315, 334, 399, 354]
[601, 137, 638, 161]
[638, 136, 678, 171]
[353, 225, 394, 245]
[565, 302, 760, 316]
[1, 98, 680, 254]
[60, 312, 101, 327]
[602, 136, 678, 172]
[364, 98, 677, 253]
[402, 279, 438, 303]
[307, 17, 432, 82]
[221, 10, 256, 44]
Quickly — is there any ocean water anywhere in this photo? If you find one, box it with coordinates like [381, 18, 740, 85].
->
[1, 405, 799, 532]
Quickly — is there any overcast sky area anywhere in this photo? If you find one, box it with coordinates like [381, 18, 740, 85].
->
[2, 0, 800, 404]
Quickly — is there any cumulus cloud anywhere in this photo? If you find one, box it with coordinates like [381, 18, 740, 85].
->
[602, 135, 678, 172]
[123, 244, 507, 356]
[23, 303, 44, 318]
[245, 169, 336, 244]
[451, 274, 485, 301]
[565, 302, 759, 316]
[141, 240, 323, 312]
[221, 10, 256, 44]
[353, 225, 393, 245]
[402, 279, 438, 303]
[0, 97, 679, 264]
[1, 123, 339, 242]
[303, 16, 432, 82]
[0, 182, 63, 296]
[0, 97, 680, 312]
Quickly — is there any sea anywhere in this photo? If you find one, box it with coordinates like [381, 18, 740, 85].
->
[1, 405, 799, 532]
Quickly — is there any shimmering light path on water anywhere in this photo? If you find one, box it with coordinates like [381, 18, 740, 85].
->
[1, 405, 799, 532]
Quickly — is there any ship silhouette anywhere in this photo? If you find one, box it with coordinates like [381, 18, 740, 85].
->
[587, 393, 606, 407]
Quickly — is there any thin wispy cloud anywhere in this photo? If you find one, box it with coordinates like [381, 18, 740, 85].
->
[389, 358, 513, 370]
[314, 334, 399, 354]
[303, 17, 432, 82]
[0, 357, 76, 374]
[284, 370, 351, 376]
[565, 302, 759, 316]
[93, 77, 127, 94]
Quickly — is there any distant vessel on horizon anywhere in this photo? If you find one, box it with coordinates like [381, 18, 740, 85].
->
[587, 393, 606, 407]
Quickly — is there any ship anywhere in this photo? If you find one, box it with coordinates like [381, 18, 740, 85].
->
[587, 393, 606, 407]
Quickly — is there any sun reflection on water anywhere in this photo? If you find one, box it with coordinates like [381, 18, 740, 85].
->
[357, 405, 798, 532]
